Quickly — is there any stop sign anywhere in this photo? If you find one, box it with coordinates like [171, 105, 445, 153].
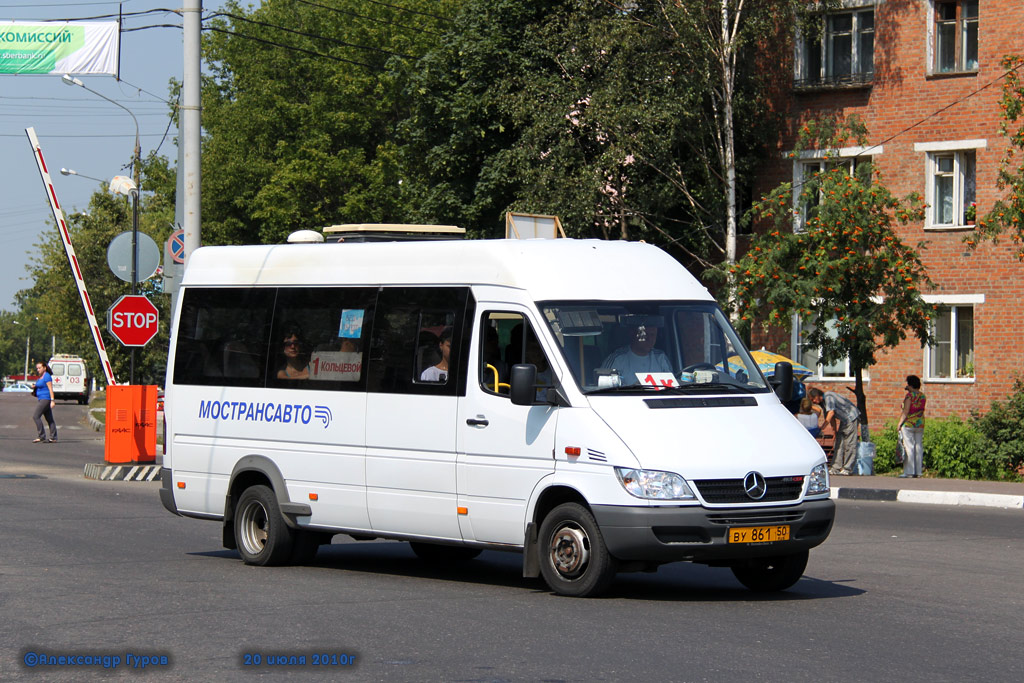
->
[107, 295, 159, 347]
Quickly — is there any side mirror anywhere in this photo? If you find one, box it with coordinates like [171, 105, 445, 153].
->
[510, 364, 538, 406]
[771, 361, 794, 402]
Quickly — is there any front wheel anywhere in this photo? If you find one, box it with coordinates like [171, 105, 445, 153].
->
[537, 503, 616, 597]
[234, 485, 294, 566]
[730, 550, 809, 592]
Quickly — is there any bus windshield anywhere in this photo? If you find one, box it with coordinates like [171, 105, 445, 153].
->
[539, 301, 771, 395]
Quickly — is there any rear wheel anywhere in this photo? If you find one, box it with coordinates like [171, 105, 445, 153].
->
[537, 503, 616, 597]
[409, 542, 482, 564]
[234, 485, 294, 566]
[730, 550, 808, 592]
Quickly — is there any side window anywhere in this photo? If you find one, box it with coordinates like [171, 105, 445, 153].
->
[173, 288, 275, 387]
[269, 288, 375, 391]
[367, 287, 471, 396]
[480, 311, 552, 400]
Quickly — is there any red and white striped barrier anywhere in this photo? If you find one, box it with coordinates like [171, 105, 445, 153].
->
[25, 127, 117, 387]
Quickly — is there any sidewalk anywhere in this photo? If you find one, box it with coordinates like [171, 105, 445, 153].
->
[830, 473, 1024, 510]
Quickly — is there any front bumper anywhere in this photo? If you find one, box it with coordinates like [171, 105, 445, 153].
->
[592, 498, 835, 563]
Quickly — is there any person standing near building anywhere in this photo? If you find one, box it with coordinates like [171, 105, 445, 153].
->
[31, 361, 57, 443]
[809, 387, 860, 475]
[897, 375, 926, 478]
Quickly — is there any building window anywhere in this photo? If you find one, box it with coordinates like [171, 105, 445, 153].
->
[797, 7, 874, 87]
[927, 150, 976, 227]
[793, 316, 856, 380]
[927, 305, 974, 379]
[933, 0, 978, 73]
[792, 154, 874, 232]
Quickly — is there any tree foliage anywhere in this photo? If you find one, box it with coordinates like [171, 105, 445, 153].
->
[198, 0, 456, 245]
[970, 54, 1024, 259]
[728, 116, 934, 430]
[14, 155, 176, 386]
[402, 0, 783, 262]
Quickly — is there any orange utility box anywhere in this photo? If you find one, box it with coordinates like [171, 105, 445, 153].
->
[104, 385, 158, 463]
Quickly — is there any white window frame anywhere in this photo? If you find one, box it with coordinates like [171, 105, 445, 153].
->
[795, 3, 875, 86]
[921, 294, 981, 382]
[789, 146, 881, 233]
[927, 0, 979, 75]
[791, 314, 862, 381]
[914, 140, 984, 230]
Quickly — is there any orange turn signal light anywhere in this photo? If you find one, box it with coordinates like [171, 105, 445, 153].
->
[457, 506, 468, 515]
[565, 446, 581, 456]
[309, 493, 319, 501]
[176, 481, 185, 489]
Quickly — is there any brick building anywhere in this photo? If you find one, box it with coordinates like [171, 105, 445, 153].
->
[752, 0, 1024, 427]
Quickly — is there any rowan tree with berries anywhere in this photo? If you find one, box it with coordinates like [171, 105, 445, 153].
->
[728, 116, 934, 436]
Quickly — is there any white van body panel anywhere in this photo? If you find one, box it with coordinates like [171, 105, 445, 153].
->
[587, 395, 826, 485]
[169, 383, 369, 529]
[178, 239, 712, 302]
[161, 237, 834, 596]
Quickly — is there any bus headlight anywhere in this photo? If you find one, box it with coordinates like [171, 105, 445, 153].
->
[615, 467, 696, 500]
[807, 463, 830, 496]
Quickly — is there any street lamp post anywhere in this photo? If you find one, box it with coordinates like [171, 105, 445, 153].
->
[60, 169, 141, 385]
[62, 75, 143, 386]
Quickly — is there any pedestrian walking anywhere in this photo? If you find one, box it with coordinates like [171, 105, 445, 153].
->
[809, 387, 860, 475]
[897, 375, 926, 478]
[31, 361, 58, 443]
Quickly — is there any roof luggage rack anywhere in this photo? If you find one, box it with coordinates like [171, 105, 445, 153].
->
[321, 223, 465, 243]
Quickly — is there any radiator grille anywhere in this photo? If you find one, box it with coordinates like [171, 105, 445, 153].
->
[693, 476, 804, 504]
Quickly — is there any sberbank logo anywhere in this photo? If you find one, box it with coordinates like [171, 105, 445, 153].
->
[198, 399, 332, 429]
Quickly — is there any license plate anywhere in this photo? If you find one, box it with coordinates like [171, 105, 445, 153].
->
[728, 525, 790, 544]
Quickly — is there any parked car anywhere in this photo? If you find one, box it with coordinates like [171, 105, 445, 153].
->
[4, 381, 36, 393]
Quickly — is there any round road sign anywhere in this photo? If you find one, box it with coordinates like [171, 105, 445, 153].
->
[107, 295, 159, 347]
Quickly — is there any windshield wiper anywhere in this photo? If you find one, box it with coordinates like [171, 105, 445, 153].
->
[672, 382, 761, 394]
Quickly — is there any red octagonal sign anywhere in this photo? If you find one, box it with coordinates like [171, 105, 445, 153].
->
[107, 295, 159, 347]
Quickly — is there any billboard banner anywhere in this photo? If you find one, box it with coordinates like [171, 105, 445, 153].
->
[0, 22, 119, 76]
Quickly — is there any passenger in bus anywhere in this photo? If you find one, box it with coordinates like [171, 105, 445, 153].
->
[602, 323, 672, 384]
[276, 325, 310, 380]
[420, 328, 451, 383]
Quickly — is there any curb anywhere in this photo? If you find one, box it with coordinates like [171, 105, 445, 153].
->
[87, 408, 104, 432]
[830, 487, 1024, 510]
[83, 463, 161, 482]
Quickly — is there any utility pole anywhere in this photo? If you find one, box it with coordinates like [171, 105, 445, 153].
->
[182, 0, 202, 262]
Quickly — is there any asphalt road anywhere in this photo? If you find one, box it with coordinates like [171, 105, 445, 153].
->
[0, 392, 1021, 682]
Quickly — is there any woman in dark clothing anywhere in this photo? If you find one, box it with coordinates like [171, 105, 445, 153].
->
[32, 361, 57, 443]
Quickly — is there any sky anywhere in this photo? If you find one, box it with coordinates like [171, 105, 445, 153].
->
[0, 0, 232, 311]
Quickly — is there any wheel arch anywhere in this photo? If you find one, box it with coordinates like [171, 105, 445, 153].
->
[522, 483, 590, 578]
[222, 455, 311, 549]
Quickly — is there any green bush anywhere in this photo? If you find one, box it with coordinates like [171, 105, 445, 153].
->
[922, 415, 993, 480]
[972, 378, 1024, 478]
[869, 415, 1008, 480]
[870, 421, 901, 473]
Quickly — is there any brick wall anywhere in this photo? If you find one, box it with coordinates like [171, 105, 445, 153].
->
[751, 0, 1024, 427]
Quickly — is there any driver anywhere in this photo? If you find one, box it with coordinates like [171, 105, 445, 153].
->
[602, 323, 672, 384]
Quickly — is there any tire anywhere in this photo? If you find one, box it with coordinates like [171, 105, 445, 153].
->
[409, 542, 482, 564]
[234, 485, 294, 566]
[730, 550, 809, 592]
[537, 503, 616, 597]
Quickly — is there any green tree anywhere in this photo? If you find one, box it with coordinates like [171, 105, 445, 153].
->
[969, 54, 1024, 258]
[198, 0, 454, 245]
[403, 0, 786, 263]
[17, 155, 175, 387]
[729, 116, 934, 434]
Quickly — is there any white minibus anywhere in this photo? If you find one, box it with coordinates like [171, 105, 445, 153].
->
[48, 354, 91, 404]
[160, 236, 834, 597]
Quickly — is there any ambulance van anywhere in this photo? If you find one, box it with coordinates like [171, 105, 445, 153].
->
[160, 236, 834, 597]
[48, 354, 91, 404]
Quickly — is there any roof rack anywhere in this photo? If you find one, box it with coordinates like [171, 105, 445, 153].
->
[321, 223, 465, 243]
